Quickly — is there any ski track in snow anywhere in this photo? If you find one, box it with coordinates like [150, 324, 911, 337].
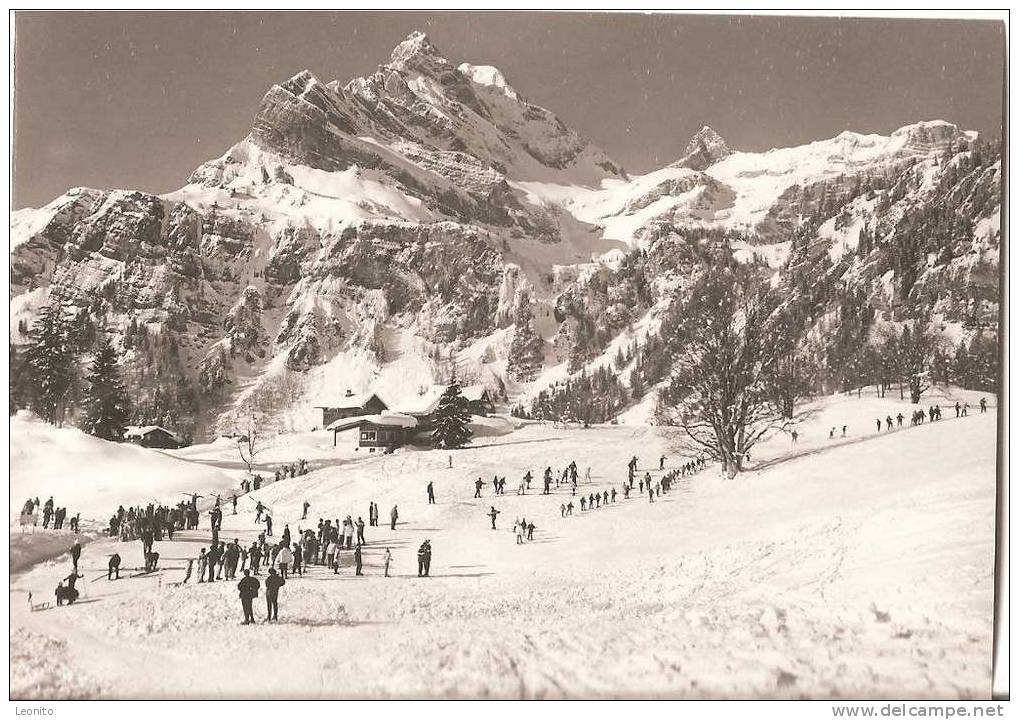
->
[9, 392, 996, 699]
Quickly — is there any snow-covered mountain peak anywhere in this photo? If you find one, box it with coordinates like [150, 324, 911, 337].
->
[673, 125, 733, 170]
[890, 119, 971, 151]
[387, 30, 448, 72]
[458, 63, 519, 100]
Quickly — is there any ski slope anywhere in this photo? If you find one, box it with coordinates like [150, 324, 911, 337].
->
[9, 391, 997, 699]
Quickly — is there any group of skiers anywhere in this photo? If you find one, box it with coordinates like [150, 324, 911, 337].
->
[874, 397, 987, 433]
[20, 496, 81, 533]
[238, 459, 309, 494]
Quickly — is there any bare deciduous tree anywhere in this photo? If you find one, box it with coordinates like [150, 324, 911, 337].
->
[656, 267, 802, 477]
[236, 414, 263, 475]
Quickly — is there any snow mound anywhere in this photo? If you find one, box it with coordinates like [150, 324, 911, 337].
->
[9, 412, 239, 522]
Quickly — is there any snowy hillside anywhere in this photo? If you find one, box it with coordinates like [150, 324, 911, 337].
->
[9, 412, 239, 523]
[9, 391, 996, 698]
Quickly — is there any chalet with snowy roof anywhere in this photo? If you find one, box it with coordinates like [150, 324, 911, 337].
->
[314, 390, 389, 428]
[398, 384, 495, 426]
[463, 385, 496, 416]
[325, 411, 418, 452]
[123, 425, 184, 449]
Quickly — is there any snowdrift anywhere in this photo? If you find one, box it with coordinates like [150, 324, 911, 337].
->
[9, 412, 239, 523]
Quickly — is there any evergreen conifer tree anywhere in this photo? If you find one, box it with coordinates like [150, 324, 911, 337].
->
[81, 335, 131, 441]
[431, 377, 473, 449]
[23, 300, 75, 425]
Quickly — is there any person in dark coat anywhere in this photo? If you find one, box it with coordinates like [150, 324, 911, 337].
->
[55, 572, 83, 606]
[69, 541, 82, 573]
[282, 524, 291, 547]
[390, 505, 399, 530]
[206, 543, 219, 582]
[265, 515, 273, 537]
[487, 506, 500, 530]
[354, 544, 363, 576]
[264, 568, 284, 622]
[237, 570, 260, 625]
[107, 553, 121, 580]
[427, 481, 435, 504]
[417, 540, 431, 577]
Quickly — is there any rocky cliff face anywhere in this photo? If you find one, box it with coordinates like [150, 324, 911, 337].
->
[10, 33, 1001, 439]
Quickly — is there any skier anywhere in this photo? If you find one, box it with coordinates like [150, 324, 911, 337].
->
[232, 494, 238, 515]
[292, 543, 303, 576]
[474, 477, 485, 498]
[206, 543, 219, 582]
[225, 540, 241, 580]
[353, 544, 363, 576]
[897, 413, 904, 427]
[523, 470, 532, 490]
[197, 548, 208, 583]
[390, 505, 399, 530]
[282, 524, 291, 548]
[56, 571, 83, 606]
[416, 540, 431, 577]
[427, 481, 435, 505]
[255, 501, 265, 523]
[249, 543, 262, 575]
[526, 521, 535, 541]
[876, 418, 881, 432]
[560, 503, 566, 518]
[514, 520, 524, 545]
[791, 430, 798, 443]
[265, 514, 274, 537]
[69, 541, 82, 573]
[487, 506, 500, 530]
[276, 543, 293, 580]
[565, 502, 574, 516]
[660, 455, 666, 471]
[302, 501, 310, 520]
[980, 397, 988, 413]
[263, 568, 284, 622]
[829, 427, 835, 439]
[237, 570, 259, 625]
[383, 548, 392, 578]
[356, 516, 365, 545]
[344, 516, 354, 549]
[841, 425, 847, 437]
[327, 538, 341, 574]
[107, 553, 121, 580]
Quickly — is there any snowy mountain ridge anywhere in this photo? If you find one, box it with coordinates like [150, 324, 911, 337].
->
[9, 32, 1001, 441]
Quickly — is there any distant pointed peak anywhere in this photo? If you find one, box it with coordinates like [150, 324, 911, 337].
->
[684, 126, 730, 157]
[672, 125, 732, 170]
[388, 30, 446, 69]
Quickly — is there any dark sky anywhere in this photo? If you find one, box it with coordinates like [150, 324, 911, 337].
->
[13, 12, 1005, 209]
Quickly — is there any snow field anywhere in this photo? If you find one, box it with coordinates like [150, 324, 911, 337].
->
[9, 390, 997, 698]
